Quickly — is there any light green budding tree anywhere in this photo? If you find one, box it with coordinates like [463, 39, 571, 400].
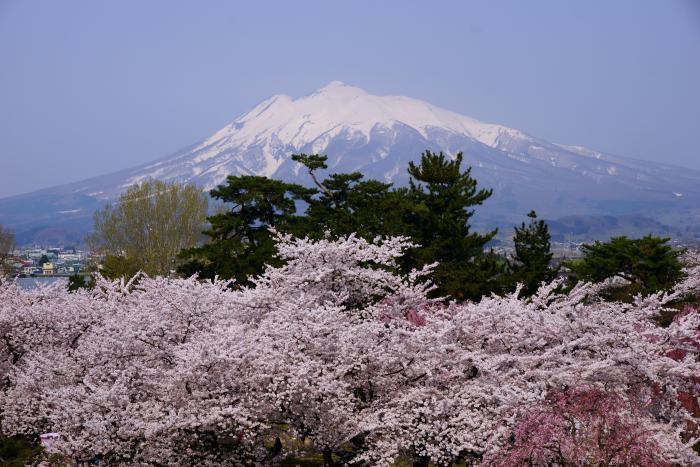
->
[88, 180, 208, 277]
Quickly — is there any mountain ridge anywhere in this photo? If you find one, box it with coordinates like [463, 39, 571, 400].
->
[2, 81, 699, 245]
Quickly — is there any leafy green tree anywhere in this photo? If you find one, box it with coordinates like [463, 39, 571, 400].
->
[509, 210, 557, 296]
[98, 255, 142, 281]
[178, 176, 314, 285]
[0, 436, 42, 467]
[566, 235, 683, 296]
[67, 273, 96, 292]
[37, 254, 50, 266]
[293, 154, 408, 239]
[87, 180, 208, 277]
[437, 251, 511, 301]
[401, 151, 498, 301]
[0, 224, 14, 276]
[180, 153, 411, 285]
[293, 152, 505, 301]
[179, 151, 507, 302]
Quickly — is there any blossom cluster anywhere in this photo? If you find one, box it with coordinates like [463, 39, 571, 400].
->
[0, 232, 698, 465]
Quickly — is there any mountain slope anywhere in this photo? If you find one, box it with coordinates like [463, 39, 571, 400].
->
[2, 81, 700, 244]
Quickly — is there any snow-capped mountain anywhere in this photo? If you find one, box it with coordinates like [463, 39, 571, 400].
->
[2, 81, 700, 244]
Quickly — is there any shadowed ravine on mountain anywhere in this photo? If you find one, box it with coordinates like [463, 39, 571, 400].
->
[2, 81, 700, 245]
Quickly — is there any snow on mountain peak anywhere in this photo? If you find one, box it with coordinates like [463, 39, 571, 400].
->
[6, 81, 700, 245]
[320, 80, 350, 88]
[195, 81, 525, 155]
[314, 80, 364, 94]
[117, 81, 699, 212]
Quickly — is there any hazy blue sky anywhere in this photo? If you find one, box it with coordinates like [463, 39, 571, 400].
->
[1, 0, 699, 198]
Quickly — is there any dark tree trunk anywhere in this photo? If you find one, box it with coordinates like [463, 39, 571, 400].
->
[323, 447, 335, 466]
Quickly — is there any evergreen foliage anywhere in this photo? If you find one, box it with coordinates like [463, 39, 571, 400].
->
[177, 176, 314, 285]
[509, 210, 557, 296]
[294, 153, 407, 239]
[567, 235, 683, 296]
[178, 151, 515, 301]
[401, 151, 499, 300]
[67, 274, 95, 292]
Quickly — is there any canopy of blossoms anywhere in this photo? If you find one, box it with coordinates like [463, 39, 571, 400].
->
[1, 233, 698, 465]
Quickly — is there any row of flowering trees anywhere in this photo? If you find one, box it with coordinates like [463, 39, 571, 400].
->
[1, 232, 699, 465]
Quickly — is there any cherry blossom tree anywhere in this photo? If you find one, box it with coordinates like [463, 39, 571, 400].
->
[484, 387, 671, 466]
[0, 232, 698, 465]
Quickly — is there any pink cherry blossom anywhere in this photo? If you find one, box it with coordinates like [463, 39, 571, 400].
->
[0, 233, 698, 465]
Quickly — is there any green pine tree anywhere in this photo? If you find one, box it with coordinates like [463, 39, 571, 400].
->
[566, 235, 683, 298]
[177, 151, 513, 302]
[401, 150, 499, 301]
[509, 210, 557, 296]
[177, 175, 314, 285]
[293, 153, 407, 239]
